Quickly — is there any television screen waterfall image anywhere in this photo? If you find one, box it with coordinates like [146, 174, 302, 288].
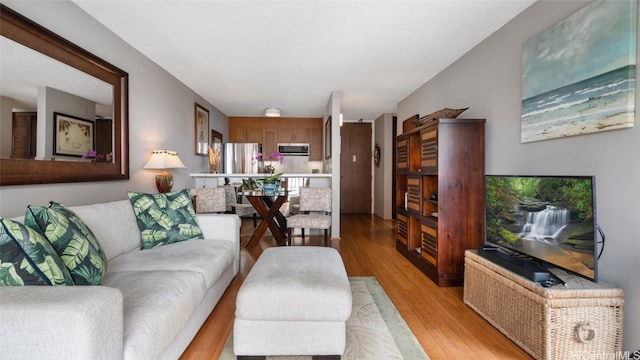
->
[485, 175, 597, 281]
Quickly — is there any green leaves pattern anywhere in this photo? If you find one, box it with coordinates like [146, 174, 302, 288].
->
[0, 218, 74, 286]
[25, 202, 107, 285]
[0, 262, 24, 286]
[127, 189, 203, 249]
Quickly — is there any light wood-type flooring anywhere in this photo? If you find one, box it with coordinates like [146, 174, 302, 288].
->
[180, 214, 533, 360]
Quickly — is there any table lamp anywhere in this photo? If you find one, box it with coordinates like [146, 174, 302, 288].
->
[143, 150, 186, 193]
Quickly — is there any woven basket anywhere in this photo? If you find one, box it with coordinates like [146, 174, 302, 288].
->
[464, 250, 624, 360]
[415, 107, 469, 127]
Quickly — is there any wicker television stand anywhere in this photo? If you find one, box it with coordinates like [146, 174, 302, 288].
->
[463, 249, 624, 360]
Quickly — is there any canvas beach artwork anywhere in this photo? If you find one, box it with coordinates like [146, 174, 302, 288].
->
[521, 0, 637, 143]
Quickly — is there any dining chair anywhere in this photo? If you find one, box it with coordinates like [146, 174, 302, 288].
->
[285, 177, 310, 215]
[189, 187, 226, 213]
[286, 187, 332, 246]
[224, 185, 258, 228]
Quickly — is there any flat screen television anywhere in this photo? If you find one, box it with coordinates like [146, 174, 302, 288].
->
[484, 175, 598, 282]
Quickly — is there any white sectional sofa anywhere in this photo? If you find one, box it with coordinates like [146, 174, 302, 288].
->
[0, 199, 240, 360]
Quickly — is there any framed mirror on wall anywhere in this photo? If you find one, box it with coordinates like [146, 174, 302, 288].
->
[0, 4, 129, 185]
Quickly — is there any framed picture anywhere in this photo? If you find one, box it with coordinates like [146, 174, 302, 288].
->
[211, 129, 223, 153]
[325, 116, 331, 159]
[195, 103, 209, 156]
[521, 0, 636, 143]
[53, 112, 94, 157]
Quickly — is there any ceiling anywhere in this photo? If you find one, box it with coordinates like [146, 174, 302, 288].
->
[0, 36, 113, 113]
[72, 0, 536, 120]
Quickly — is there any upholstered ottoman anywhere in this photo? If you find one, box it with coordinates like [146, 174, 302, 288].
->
[234, 246, 352, 359]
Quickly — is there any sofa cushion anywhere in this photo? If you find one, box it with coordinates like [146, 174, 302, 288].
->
[25, 202, 108, 285]
[68, 200, 141, 262]
[127, 190, 203, 249]
[0, 218, 74, 286]
[102, 270, 206, 359]
[107, 238, 236, 289]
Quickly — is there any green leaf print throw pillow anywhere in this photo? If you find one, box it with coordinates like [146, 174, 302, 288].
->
[25, 202, 108, 285]
[0, 218, 74, 286]
[127, 189, 203, 249]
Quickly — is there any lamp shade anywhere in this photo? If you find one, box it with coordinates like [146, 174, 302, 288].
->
[143, 150, 186, 170]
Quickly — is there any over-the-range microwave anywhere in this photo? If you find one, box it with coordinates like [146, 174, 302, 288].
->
[277, 143, 309, 156]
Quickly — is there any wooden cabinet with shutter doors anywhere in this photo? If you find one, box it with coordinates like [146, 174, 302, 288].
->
[395, 117, 485, 286]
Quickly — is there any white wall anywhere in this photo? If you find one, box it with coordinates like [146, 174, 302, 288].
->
[398, 0, 639, 351]
[374, 113, 394, 220]
[0, 96, 14, 157]
[39, 87, 96, 160]
[0, 1, 227, 218]
[326, 91, 341, 238]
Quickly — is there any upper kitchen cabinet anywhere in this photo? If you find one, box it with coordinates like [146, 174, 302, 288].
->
[309, 128, 322, 160]
[229, 127, 246, 142]
[229, 117, 323, 160]
[245, 128, 263, 143]
[277, 128, 311, 143]
[229, 127, 269, 144]
[263, 128, 277, 156]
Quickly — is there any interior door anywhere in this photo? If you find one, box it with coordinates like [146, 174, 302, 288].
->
[95, 118, 113, 158]
[340, 122, 372, 213]
[11, 112, 37, 159]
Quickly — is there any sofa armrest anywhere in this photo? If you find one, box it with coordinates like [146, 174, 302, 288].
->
[197, 213, 241, 243]
[0, 286, 123, 360]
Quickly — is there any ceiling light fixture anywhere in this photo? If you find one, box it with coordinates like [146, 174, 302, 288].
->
[265, 108, 281, 117]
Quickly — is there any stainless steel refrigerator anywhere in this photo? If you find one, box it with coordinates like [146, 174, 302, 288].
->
[224, 143, 262, 174]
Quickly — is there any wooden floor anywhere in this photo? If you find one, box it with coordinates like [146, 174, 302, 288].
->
[180, 214, 533, 360]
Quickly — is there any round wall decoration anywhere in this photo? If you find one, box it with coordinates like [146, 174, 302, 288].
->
[374, 143, 381, 167]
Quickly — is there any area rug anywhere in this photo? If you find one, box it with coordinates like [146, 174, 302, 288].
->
[219, 276, 429, 360]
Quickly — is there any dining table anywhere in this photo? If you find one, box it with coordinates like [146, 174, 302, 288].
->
[241, 190, 289, 248]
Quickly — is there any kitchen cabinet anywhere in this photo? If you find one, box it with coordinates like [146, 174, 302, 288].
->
[229, 127, 246, 142]
[276, 128, 310, 144]
[245, 128, 263, 144]
[309, 128, 322, 161]
[229, 117, 323, 160]
[263, 128, 277, 155]
[277, 128, 294, 143]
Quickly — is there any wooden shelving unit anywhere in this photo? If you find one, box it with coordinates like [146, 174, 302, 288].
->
[395, 117, 485, 286]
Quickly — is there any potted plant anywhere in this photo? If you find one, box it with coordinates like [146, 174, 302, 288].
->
[253, 151, 285, 194]
[255, 151, 285, 174]
[257, 172, 282, 194]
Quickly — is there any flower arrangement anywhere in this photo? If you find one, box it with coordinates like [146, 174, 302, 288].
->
[82, 150, 113, 162]
[82, 149, 104, 161]
[207, 146, 221, 173]
[255, 151, 285, 174]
